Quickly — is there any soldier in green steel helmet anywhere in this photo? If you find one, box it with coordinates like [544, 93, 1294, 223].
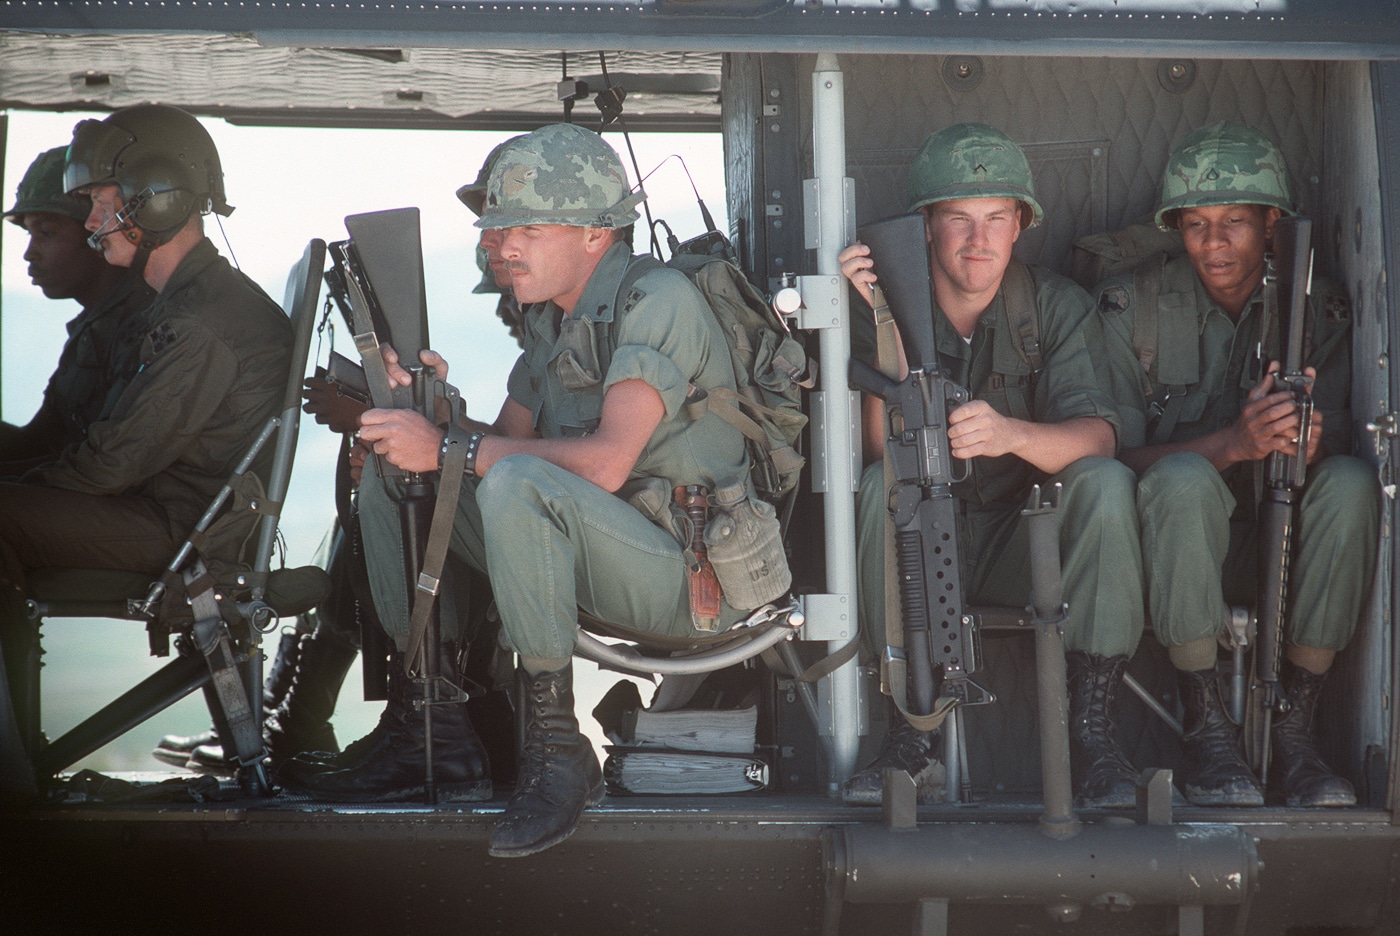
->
[0, 145, 154, 468]
[314, 123, 766, 858]
[840, 122, 1144, 810]
[1094, 121, 1379, 808]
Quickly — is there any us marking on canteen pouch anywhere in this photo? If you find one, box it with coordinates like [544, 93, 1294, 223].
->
[1255, 215, 1316, 780]
[703, 481, 792, 613]
[849, 213, 989, 733]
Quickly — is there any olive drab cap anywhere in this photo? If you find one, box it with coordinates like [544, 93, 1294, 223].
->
[472, 241, 499, 295]
[474, 123, 645, 230]
[906, 122, 1043, 229]
[457, 134, 525, 217]
[4, 146, 91, 226]
[1155, 121, 1294, 230]
[64, 103, 232, 246]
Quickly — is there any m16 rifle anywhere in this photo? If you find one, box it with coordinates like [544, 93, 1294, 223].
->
[1256, 214, 1315, 776]
[332, 207, 464, 804]
[849, 213, 988, 727]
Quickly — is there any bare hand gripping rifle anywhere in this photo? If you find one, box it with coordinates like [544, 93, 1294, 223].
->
[332, 207, 464, 804]
[1255, 214, 1315, 774]
[849, 213, 989, 730]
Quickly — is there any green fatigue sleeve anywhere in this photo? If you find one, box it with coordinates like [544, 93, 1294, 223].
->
[1305, 277, 1353, 459]
[600, 266, 712, 420]
[1027, 270, 1124, 443]
[31, 315, 243, 496]
[1090, 273, 1151, 450]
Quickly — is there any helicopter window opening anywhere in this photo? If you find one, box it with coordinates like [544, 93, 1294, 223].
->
[1, 110, 726, 772]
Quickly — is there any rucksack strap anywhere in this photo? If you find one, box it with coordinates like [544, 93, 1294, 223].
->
[995, 259, 1042, 422]
[1130, 254, 1192, 446]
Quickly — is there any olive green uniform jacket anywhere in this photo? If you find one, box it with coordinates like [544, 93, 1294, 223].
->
[1093, 252, 1378, 650]
[855, 263, 1142, 659]
[360, 242, 754, 659]
[0, 269, 155, 470]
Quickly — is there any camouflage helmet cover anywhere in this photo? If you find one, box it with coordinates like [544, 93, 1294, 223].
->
[63, 103, 232, 246]
[457, 135, 525, 217]
[5, 146, 92, 226]
[474, 123, 645, 230]
[1155, 121, 1294, 229]
[906, 122, 1043, 229]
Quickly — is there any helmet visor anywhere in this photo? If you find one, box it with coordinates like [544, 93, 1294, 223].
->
[64, 119, 135, 196]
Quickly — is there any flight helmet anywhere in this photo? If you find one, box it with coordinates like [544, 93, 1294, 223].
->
[475, 123, 644, 230]
[906, 122, 1043, 229]
[4, 146, 91, 226]
[64, 103, 232, 247]
[1155, 121, 1294, 230]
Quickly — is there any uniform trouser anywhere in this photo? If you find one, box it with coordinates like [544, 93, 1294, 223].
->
[1138, 452, 1380, 651]
[0, 482, 179, 752]
[856, 456, 1144, 660]
[359, 454, 734, 661]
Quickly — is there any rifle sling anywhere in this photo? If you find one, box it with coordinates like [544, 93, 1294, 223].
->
[404, 426, 471, 674]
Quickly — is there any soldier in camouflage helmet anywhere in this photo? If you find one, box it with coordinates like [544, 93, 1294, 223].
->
[839, 123, 1144, 810]
[352, 123, 754, 854]
[1093, 121, 1377, 808]
[0, 145, 154, 468]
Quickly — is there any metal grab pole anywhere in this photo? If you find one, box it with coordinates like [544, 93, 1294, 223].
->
[812, 52, 860, 787]
[1024, 485, 1080, 840]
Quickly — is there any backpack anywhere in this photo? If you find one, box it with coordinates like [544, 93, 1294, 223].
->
[608, 252, 812, 504]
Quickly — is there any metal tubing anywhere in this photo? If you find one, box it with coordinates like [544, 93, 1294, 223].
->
[811, 50, 860, 788]
[1024, 490, 1079, 839]
[37, 653, 210, 775]
[831, 822, 1258, 908]
[573, 625, 795, 676]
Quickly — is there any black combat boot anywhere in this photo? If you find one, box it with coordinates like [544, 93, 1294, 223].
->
[1269, 661, 1356, 807]
[488, 664, 604, 858]
[275, 672, 403, 786]
[281, 643, 491, 803]
[841, 703, 942, 805]
[153, 627, 303, 768]
[1066, 651, 1138, 808]
[263, 625, 358, 765]
[262, 628, 301, 710]
[1177, 667, 1264, 806]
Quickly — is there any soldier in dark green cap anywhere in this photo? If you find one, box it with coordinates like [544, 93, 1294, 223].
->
[1094, 122, 1379, 808]
[840, 122, 1143, 809]
[0, 145, 154, 470]
[0, 106, 291, 788]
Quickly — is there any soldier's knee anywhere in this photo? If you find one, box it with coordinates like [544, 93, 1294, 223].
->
[1056, 456, 1136, 519]
[1138, 451, 1224, 512]
[1305, 455, 1380, 529]
[477, 453, 548, 502]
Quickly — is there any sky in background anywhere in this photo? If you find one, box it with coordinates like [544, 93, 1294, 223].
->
[1, 110, 727, 769]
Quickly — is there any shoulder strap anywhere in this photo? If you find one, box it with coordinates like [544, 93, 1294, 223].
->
[1001, 258, 1043, 374]
[1131, 253, 1166, 396]
[1130, 253, 1196, 446]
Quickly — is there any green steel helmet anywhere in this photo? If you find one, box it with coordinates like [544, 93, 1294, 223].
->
[4, 146, 91, 226]
[1155, 121, 1294, 230]
[64, 103, 232, 247]
[457, 135, 525, 217]
[475, 123, 645, 230]
[906, 122, 1043, 229]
